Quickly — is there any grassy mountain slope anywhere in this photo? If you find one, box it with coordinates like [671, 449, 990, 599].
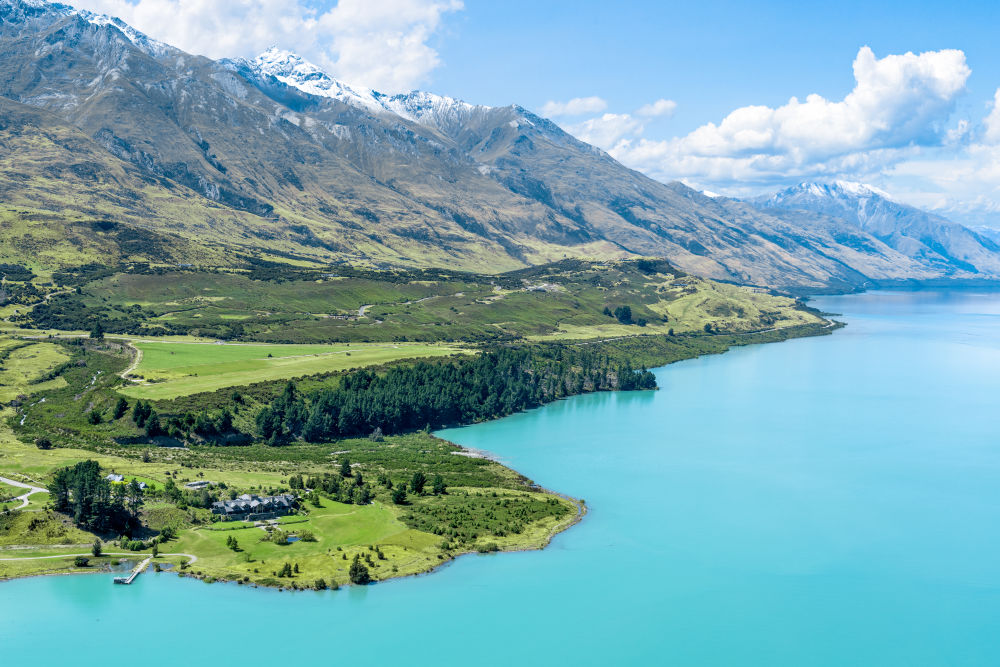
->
[2, 0, 998, 290]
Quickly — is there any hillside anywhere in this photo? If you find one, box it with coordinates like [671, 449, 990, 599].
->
[754, 182, 1000, 281]
[1, 1, 998, 291]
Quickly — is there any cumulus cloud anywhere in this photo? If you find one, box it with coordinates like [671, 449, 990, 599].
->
[636, 98, 677, 117]
[549, 98, 677, 152]
[566, 113, 645, 148]
[540, 96, 608, 117]
[73, 0, 463, 92]
[884, 97, 1000, 226]
[591, 47, 972, 191]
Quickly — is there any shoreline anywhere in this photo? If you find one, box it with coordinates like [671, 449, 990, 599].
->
[0, 319, 830, 590]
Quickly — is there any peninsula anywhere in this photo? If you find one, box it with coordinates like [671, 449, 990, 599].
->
[0, 260, 833, 588]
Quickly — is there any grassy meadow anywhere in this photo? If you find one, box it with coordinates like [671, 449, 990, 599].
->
[122, 341, 472, 399]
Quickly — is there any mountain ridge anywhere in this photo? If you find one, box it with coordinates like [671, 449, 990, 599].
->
[754, 181, 1000, 278]
[1, 0, 999, 291]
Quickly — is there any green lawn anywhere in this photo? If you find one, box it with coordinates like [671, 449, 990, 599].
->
[0, 480, 25, 503]
[120, 341, 472, 399]
[165, 491, 574, 588]
[21, 491, 50, 510]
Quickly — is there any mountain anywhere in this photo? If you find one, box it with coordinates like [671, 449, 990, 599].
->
[754, 182, 1000, 279]
[974, 226, 1000, 245]
[1, 0, 999, 291]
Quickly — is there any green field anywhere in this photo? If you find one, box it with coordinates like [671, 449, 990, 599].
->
[163, 488, 576, 587]
[121, 341, 472, 399]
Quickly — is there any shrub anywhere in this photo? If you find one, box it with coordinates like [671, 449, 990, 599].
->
[73, 556, 89, 567]
[349, 555, 371, 585]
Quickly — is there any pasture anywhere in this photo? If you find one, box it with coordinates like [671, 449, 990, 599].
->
[120, 341, 472, 399]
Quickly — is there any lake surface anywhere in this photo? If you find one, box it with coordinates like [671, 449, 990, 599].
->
[3, 290, 1000, 665]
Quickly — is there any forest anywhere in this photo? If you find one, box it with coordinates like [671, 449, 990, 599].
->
[48, 460, 145, 535]
[255, 346, 657, 445]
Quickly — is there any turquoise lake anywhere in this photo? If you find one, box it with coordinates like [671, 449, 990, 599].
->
[2, 290, 1000, 665]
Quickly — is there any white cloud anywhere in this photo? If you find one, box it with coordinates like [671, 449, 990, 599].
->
[566, 113, 644, 148]
[983, 88, 1000, 144]
[586, 47, 972, 191]
[636, 98, 677, 117]
[540, 96, 608, 117]
[884, 142, 1000, 226]
[674, 47, 966, 160]
[550, 98, 677, 151]
[73, 0, 463, 92]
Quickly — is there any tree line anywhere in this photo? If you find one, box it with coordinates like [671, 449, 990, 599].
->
[255, 346, 656, 445]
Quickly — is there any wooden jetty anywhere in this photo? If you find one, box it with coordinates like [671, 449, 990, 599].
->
[114, 557, 152, 585]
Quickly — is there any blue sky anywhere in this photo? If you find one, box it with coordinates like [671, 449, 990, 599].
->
[429, 1, 999, 133]
[75, 0, 1000, 225]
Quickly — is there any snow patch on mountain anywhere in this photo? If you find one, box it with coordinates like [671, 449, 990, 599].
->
[74, 10, 171, 57]
[756, 181, 900, 211]
[832, 180, 893, 200]
[245, 47, 388, 113]
[382, 90, 480, 124]
[238, 47, 489, 129]
[1, 0, 171, 57]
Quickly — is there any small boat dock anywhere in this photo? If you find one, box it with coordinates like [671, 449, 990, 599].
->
[114, 557, 152, 585]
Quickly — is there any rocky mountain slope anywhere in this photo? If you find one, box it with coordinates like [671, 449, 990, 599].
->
[754, 182, 1000, 279]
[1, 0, 999, 290]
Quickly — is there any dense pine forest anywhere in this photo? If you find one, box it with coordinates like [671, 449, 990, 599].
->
[49, 460, 145, 535]
[255, 347, 657, 445]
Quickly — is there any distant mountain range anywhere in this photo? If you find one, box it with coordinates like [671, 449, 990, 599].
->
[753, 181, 1000, 280]
[1, 0, 1000, 291]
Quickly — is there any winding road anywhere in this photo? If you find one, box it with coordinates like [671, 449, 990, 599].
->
[0, 476, 47, 510]
[119, 341, 143, 382]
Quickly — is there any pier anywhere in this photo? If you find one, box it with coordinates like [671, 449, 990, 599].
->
[114, 557, 151, 585]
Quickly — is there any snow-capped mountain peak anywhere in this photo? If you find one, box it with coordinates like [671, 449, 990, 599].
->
[247, 47, 388, 113]
[755, 182, 903, 222]
[783, 181, 894, 203]
[240, 47, 489, 127]
[383, 90, 480, 123]
[1, 0, 171, 57]
[831, 180, 893, 200]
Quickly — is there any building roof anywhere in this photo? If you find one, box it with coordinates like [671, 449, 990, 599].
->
[213, 494, 297, 514]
